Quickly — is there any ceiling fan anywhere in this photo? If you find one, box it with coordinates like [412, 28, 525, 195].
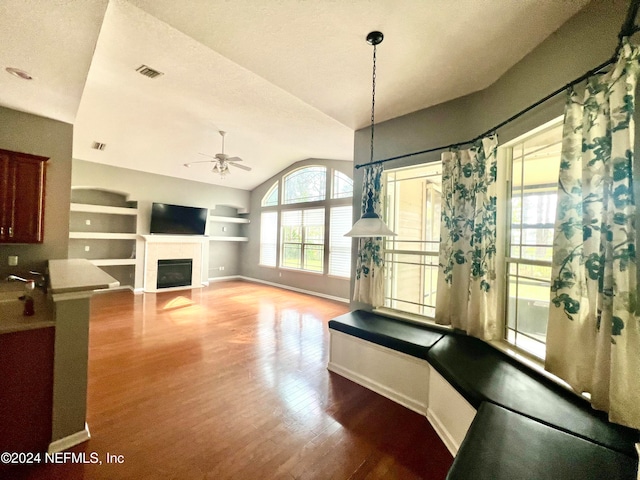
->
[184, 131, 251, 178]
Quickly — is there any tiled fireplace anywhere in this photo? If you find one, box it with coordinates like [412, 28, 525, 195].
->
[141, 235, 206, 293]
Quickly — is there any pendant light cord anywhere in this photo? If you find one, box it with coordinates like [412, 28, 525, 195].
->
[370, 43, 377, 165]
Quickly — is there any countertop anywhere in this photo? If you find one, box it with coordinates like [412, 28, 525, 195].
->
[48, 259, 120, 294]
[1, 259, 120, 334]
[0, 286, 54, 334]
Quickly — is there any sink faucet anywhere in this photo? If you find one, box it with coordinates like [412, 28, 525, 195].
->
[6, 274, 29, 283]
[6, 271, 48, 293]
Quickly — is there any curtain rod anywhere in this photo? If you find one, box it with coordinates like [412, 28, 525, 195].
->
[355, 0, 640, 170]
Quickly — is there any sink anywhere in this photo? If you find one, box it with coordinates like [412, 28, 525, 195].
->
[0, 288, 53, 330]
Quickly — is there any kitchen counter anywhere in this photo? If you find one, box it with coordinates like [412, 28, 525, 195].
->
[48, 258, 120, 295]
[0, 285, 54, 334]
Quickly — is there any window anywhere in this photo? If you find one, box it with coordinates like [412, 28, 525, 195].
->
[329, 206, 352, 277]
[383, 163, 442, 317]
[259, 165, 352, 278]
[283, 166, 326, 204]
[281, 209, 325, 273]
[505, 122, 563, 359]
[332, 171, 353, 199]
[262, 182, 279, 207]
[260, 211, 278, 266]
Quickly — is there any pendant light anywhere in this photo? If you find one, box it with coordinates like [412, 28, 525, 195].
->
[345, 31, 396, 237]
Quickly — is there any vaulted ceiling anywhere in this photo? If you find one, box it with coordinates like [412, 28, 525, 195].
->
[0, 0, 589, 190]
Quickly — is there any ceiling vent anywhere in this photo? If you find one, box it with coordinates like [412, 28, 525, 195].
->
[136, 65, 164, 79]
[92, 142, 106, 151]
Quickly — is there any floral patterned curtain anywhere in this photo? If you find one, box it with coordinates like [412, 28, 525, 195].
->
[546, 39, 640, 429]
[435, 136, 499, 340]
[353, 165, 385, 306]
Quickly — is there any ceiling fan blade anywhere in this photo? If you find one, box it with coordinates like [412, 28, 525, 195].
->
[230, 162, 251, 171]
[226, 156, 242, 162]
[184, 159, 216, 167]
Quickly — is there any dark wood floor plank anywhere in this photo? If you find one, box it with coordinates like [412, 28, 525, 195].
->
[10, 280, 452, 480]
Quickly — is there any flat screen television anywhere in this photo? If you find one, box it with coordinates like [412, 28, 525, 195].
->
[150, 202, 208, 235]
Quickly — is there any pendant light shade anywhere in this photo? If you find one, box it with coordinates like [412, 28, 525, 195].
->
[346, 31, 396, 238]
[345, 190, 396, 237]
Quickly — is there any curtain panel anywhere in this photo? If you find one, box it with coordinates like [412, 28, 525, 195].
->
[546, 38, 640, 429]
[353, 164, 385, 306]
[435, 136, 499, 340]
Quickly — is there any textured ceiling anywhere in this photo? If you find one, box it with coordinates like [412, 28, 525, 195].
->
[0, 0, 589, 190]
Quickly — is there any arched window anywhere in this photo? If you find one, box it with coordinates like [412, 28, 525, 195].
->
[332, 170, 353, 199]
[283, 166, 326, 204]
[261, 181, 279, 207]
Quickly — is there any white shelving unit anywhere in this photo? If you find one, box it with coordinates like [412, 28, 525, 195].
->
[69, 232, 138, 240]
[209, 215, 250, 224]
[68, 189, 139, 289]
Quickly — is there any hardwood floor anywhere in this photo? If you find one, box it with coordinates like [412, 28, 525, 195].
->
[10, 280, 452, 480]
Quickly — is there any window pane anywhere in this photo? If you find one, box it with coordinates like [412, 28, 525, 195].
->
[303, 245, 324, 272]
[282, 244, 301, 269]
[260, 211, 278, 266]
[283, 166, 327, 204]
[384, 163, 442, 319]
[329, 206, 352, 278]
[262, 182, 279, 207]
[280, 208, 325, 273]
[332, 171, 353, 199]
[505, 121, 562, 358]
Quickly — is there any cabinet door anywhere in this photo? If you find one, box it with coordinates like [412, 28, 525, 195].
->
[0, 152, 10, 241]
[10, 154, 47, 243]
[0, 150, 48, 244]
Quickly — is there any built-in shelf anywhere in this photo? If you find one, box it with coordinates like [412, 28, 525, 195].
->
[70, 203, 138, 215]
[209, 215, 250, 224]
[208, 236, 248, 242]
[69, 232, 138, 240]
[89, 259, 137, 266]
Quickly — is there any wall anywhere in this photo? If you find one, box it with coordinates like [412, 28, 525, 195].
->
[242, 158, 353, 301]
[350, 0, 629, 310]
[0, 106, 72, 278]
[72, 159, 250, 289]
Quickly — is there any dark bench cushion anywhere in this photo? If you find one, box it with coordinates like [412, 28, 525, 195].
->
[447, 403, 638, 480]
[428, 333, 639, 456]
[328, 310, 445, 360]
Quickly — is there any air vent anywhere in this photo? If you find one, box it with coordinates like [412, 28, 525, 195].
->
[92, 142, 106, 151]
[135, 65, 164, 79]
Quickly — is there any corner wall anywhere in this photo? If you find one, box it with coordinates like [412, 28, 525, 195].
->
[0, 106, 72, 278]
[350, 0, 629, 310]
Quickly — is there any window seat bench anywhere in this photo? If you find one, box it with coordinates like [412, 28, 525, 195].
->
[327, 310, 639, 480]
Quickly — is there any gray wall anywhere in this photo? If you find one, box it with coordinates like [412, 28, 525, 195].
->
[0, 106, 72, 278]
[72, 159, 250, 288]
[242, 158, 353, 300]
[350, 0, 629, 310]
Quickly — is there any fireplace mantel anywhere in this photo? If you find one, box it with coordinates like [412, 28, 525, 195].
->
[140, 235, 206, 292]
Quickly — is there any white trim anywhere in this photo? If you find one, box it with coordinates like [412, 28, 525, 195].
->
[70, 203, 138, 215]
[48, 423, 91, 453]
[238, 276, 349, 303]
[328, 362, 427, 415]
[209, 215, 250, 224]
[208, 275, 241, 282]
[426, 409, 460, 457]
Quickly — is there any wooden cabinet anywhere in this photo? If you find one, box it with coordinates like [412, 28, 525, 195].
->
[0, 327, 54, 462]
[0, 149, 48, 243]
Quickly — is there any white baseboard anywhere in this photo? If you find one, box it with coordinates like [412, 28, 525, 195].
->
[208, 275, 241, 283]
[238, 276, 349, 303]
[328, 362, 427, 415]
[48, 423, 91, 453]
[427, 409, 460, 456]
